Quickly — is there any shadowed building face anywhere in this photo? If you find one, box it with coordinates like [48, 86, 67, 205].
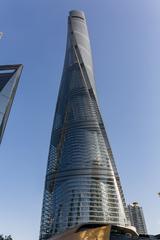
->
[0, 64, 23, 143]
[39, 10, 129, 240]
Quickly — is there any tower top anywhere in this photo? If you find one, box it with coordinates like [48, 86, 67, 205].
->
[132, 202, 139, 206]
[69, 10, 85, 20]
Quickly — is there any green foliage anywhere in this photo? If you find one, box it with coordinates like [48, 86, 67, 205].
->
[0, 235, 13, 240]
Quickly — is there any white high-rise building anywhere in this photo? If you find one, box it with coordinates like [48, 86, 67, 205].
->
[128, 202, 148, 235]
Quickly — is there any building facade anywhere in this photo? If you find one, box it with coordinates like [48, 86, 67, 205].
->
[48, 223, 159, 240]
[39, 10, 129, 240]
[0, 64, 23, 143]
[128, 202, 148, 234]
[49, 224, 138, 240]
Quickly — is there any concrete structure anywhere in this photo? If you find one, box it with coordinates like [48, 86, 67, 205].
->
[0, 64, 23, 143]
[48, 223, 159, 240]
[39, 10, 129, 240]
[128, 202, 148, 235]
[48, 224, 138, 240]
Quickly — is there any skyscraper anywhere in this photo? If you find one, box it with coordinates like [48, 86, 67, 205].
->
[128, 202, 148, 235]
[0, 64, 23, 143]
[39, 10, 129, 240]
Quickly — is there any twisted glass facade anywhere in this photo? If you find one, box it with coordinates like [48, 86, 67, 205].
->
[0, 64, 23, 143]
[39, 10, 129, 240]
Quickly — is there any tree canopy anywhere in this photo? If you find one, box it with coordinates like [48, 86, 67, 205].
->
[0, 235, 13, 240]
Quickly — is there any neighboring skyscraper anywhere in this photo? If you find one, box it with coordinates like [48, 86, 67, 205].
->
[128, 202, 148, 235]
[39, 10, 129, 240]
[0, 64, 23, 143]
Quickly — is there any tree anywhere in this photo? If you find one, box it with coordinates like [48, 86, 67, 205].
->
[0, 235, 13, 240]
[5, 236, 13, 240]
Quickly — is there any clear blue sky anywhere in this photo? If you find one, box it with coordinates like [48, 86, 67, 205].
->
[0, 0, 160, 239]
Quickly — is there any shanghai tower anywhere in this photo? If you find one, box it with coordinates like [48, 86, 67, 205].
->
[39, 10, 129, 240]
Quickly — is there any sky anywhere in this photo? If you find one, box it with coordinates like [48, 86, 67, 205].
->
[0, 0, 160, 239]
